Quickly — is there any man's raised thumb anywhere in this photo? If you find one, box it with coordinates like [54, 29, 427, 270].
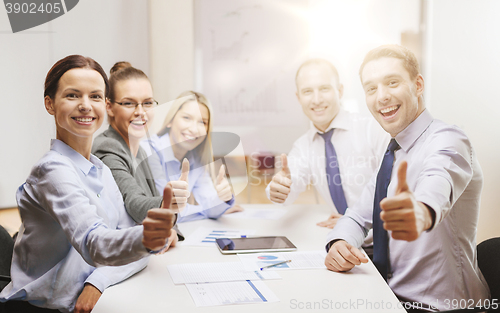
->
[281, 154, 290, 177]
[396, 160, 409, 194]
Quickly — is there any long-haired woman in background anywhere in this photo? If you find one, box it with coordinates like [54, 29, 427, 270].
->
[142, 91, 240, 223]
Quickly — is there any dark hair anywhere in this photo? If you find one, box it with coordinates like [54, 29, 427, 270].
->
[359, 44, 420, 81]
[108, 61, 149, 102]
[44, 55, 109, 99]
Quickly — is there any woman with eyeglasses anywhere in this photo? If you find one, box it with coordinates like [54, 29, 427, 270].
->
[92, 62, 188, 233]
[0, 56, 176, 313]
[142, 91, 240, 223]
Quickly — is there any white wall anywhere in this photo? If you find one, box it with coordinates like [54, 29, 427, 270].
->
[149, 0, 195, 104]
[424, 0, 500, 242]
[0, 0, 149, 208]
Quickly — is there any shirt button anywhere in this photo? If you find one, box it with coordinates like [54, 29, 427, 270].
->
[97, 193, 101, 198]
[388, 272, 393, 279]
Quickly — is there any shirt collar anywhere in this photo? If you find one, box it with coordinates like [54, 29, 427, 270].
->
[307, 107, 351, 142]
[157, 132, 196, 165]
[50, 139, 102, 175]
[395, 109, 434, 152]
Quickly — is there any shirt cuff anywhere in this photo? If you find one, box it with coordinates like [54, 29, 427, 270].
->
[325, 216, 367, 249]
[226, 195, 235, 206]
[145, 237, 169, 255]
[325, 239, 343, 252]
[84, 270, 112, 293]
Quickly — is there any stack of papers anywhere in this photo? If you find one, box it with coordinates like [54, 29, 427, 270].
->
[167, 262, 280, 307]
[167, 262, 281, 284]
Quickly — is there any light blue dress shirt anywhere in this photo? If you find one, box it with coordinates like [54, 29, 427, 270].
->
[141, 132, 234, 222]
[0, 140, 150, 312]
[326, 109, 489, 310]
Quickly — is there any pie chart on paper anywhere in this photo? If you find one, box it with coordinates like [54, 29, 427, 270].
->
[257, 255, 278, 260]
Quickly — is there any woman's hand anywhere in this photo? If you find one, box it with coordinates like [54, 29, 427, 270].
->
[158, 229, 178, 254]
[215, 165, 233, 202]
[224, 204, 244, 214]
[74, 283, 102, 313]
[143, 186, 175, 252]
[166, 158, 190, 213]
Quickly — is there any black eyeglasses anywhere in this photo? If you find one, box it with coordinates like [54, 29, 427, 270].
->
[114, 100, 158, 110]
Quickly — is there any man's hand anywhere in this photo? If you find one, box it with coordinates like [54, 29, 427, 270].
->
[215, 164, 233, 202]
[325, 240, 368, 272]
[142, 185, 175, 252]
[379, 161, 433, 241]
[269, 154, 292, 203]
[316, 213, 343, 229]
[166, 158, 190, 212]
[74, 283, 102, 313]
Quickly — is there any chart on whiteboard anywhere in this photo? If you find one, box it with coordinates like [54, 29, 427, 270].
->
[194, 0, 309, 126]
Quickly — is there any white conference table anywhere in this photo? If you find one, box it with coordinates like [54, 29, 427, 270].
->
[93, 204, 406, 313]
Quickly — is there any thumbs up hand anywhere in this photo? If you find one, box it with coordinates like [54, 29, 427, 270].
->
[142, 185, 176, 252]
[379, 161, 434, 241]
[269, 154, 292, 203]
[215, 164, 233, 202]
[166, 158, 190, 213]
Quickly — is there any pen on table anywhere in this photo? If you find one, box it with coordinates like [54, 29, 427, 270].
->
[260, 260, 292, 271]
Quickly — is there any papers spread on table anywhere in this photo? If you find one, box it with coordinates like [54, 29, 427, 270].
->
[224, 208, 287, 220]
[180, 227, 256, 247]
[238, 251, 327, 271]
[186, 280, 280, 307]
[167, 262, 281, 284]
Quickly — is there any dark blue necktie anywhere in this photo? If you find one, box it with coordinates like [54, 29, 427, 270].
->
[373, 138, 400, 281]
[319, 129, 348, 214]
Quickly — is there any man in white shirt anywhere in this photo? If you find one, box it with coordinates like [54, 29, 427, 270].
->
[325, 45, 489, 312]
[266, 58, 388, 229]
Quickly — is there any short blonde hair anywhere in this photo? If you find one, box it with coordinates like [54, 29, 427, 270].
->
[296, 58, 341, 88]
[160, 91, 214, 169]
[359, 44, 420, 81]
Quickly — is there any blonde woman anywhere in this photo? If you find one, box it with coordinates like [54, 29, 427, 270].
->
[143, 91, 238, 222]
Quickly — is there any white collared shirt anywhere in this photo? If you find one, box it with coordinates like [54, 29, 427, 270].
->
[266, 108, 389, 212]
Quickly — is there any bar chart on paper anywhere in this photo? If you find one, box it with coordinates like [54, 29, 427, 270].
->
[180, 227, 256, 247]
[185, 280, 279, 307]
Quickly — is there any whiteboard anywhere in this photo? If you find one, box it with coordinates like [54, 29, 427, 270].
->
[194, 0, 310, 127]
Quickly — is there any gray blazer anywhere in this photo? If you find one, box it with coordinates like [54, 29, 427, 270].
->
[92, 126, 184, 240]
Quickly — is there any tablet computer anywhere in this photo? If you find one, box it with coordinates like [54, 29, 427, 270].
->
[215, 236, 297, 254]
